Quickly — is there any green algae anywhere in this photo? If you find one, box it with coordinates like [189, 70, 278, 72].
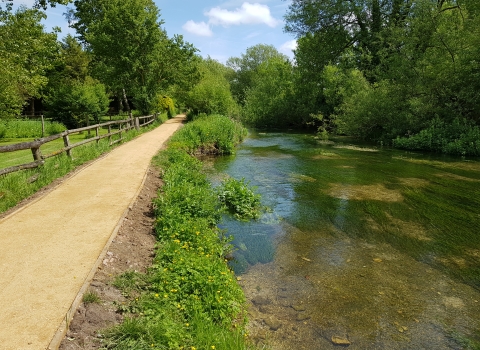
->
[209, 131, 480, 348]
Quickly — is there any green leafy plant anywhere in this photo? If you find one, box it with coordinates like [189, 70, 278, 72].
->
[218, 178, 263, 221]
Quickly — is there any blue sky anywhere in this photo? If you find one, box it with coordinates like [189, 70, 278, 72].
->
[15, 0, 297, 63]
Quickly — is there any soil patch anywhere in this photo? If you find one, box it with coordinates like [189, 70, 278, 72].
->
[59, 165, 161, 350]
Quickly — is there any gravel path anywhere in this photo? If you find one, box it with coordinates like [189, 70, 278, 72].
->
[0, 116, 184, 350]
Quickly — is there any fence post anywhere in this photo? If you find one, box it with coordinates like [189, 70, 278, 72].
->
[31, 147, 42, 162]
[96, 126, 100, 144]
[63, 133, 71, 157]
[41, 115, 45, 138]
[135, 117, 140, 131]
[108, 125, 112, 144]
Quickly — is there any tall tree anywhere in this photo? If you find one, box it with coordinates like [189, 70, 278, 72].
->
[186, 58, 238, 117]
[69, 0, 199, 113]
[0, 5, 59, 119]
[285, 0, 412, 79]
[226, 44, 288, 104]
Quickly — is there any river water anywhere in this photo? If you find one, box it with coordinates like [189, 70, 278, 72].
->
[205, 131, 480, 349]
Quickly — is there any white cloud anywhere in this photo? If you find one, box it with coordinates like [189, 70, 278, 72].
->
[205, 2, 279, 28]
[279, 39, 297, 55]
[182, 20, 213, 37]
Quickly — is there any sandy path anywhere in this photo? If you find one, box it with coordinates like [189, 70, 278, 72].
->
[0, 116, 184, 350]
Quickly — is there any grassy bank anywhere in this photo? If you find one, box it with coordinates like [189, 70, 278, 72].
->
[102, 115, 256, 349]
[0, 113, 168, 215]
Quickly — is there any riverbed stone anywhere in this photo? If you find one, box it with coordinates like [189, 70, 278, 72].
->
[296, 312, 311, 321]
[252, 296, 270, 306]
[292, 303, 307, 311]
[264, 316, 282, 331]
[331, 335, 351, 346]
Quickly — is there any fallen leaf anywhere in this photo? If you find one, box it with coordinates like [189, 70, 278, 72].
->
[301, 257, 312, 262]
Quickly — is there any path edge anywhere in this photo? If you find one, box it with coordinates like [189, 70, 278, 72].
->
[46, 159, 152, 350]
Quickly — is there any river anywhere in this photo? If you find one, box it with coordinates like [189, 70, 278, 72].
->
[205, 131, 480, 349]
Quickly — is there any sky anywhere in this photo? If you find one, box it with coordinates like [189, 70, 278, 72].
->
[14, 0, 297, 63]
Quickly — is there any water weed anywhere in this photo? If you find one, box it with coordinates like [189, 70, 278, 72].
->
[217, 178, 263, 221]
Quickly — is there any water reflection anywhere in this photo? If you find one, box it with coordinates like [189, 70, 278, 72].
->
[208, 131, 480, 349]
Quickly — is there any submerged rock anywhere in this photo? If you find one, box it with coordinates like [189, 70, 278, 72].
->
[331, 336, 351, 346]
[264, 316, 282, 331]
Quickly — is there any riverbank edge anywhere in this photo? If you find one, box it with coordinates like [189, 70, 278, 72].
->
[94, 115, 254, 349]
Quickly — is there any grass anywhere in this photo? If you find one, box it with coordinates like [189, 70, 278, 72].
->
[0, 113, 168, 214]
[83, 290, 101, 304]
[0, 119, 66, 139]
[101, 115, 254, 349]
[168, 114, 247, 155]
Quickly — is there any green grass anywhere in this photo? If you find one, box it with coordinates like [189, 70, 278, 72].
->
[0, 119, 66, 139]
[83, 290, 101, 304]
[0, 113, 168, 214]
[168, 114, 247, 155]
[102, 115, 254, 349]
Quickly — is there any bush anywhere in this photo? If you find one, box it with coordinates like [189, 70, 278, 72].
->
[393, 118, 480, 156]
[44, 78, 110, 129]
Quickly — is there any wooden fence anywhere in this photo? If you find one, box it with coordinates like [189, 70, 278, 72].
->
[0, 114, 157, 176]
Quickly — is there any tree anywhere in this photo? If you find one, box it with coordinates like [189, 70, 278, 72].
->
[242, 55, 295, 127]
[0, 5, 59, 119]
[186, 58, 238, 117]
[44, 77, 110, 129]
[44, 35, 110, 128]
[69, 0, 199, 114]
[226, 44, 289, 104]
[285, 0, 412, 80]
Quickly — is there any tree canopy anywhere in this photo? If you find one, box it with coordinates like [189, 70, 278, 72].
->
[0, 6, 59, 119]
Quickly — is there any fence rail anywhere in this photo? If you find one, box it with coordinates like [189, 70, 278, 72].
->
[0, 114, 157, 176]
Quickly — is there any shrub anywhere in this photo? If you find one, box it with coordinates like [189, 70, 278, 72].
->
[44, 77, 110, 129]
[393, 117, 480, 156]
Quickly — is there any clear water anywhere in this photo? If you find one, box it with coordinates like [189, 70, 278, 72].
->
[205, 131, 480, 349]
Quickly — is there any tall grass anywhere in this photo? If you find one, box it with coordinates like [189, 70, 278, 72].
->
[0, 119, 66, 139]
[168, 114, 247, 155]
[0, 115, 167, 214]
[102, 115, 254, 349]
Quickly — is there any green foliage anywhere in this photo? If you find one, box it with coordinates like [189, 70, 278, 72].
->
[186, 58, 239, 118]
[217, 178, 262, 221]
[241, 55, 296, 128]
[0, 6, 59, 119]
[168, 114, 247, 155]
[0, 120, 66, 139]
[393, 118, 480, 156]
[282, 0, 480, 151]
[44, 78, 110, 129]
[227, 44, 288, 105]
[104, 141, 251, 349]
[70, 0, 200, 115]
[154, 95, 176, 118]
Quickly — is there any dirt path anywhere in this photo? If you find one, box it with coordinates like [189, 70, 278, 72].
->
[0, 116, 184, 350]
